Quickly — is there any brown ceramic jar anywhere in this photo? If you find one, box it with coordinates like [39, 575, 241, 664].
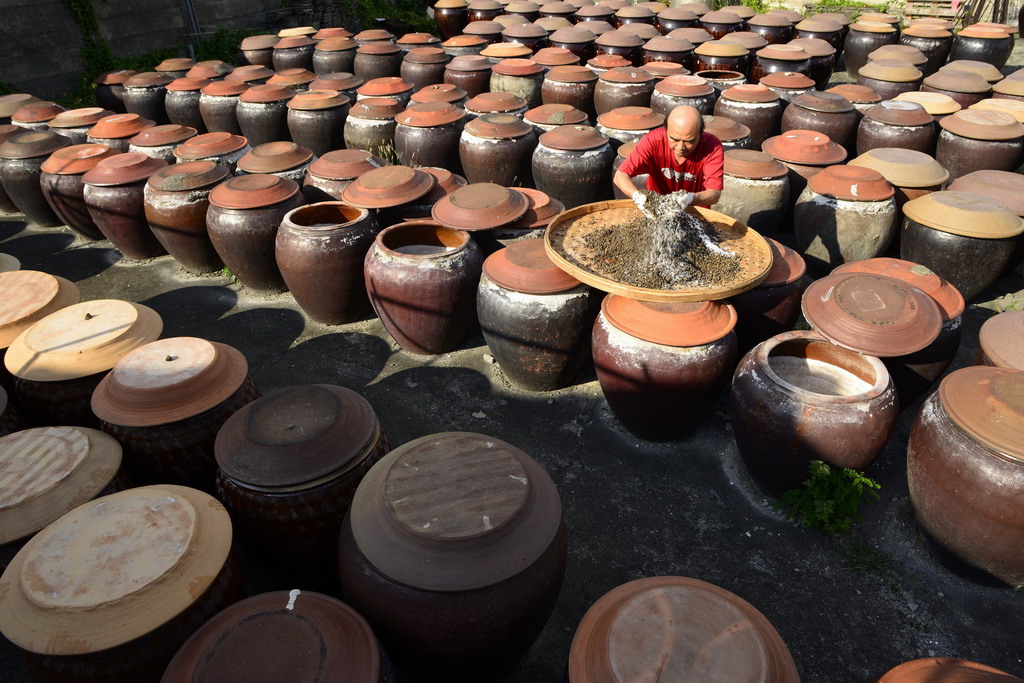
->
[491, 58, 546, 109]
[313, 37, 358, 76]
[344, 98, 402, 157]
[922, 70, 993, 109]
[793, 17, 843, 53]
[550, 27, 599, 63]
[650, 75, 716, 117]
[788, 37, 835, 90]
[236, 141, 314, 185]
[11, 102, 64, 132]
[856, 59, 923, 100]
[936, 109, 1024, 180]
[82, 153, 168, 259]
[286, 90, 350, 157]
[144, 161, 230, 273]
[441, 34, 488, 58]
[524, 102, 589, 137]
[39, 144, 118, 240]
[460, 113, 537, 186]
[273, 35, 317, 71]
[949, 26, 1013, 69]
[781, 91, 857, 156]
[198, 81, 248, 135]
[400, 47, 451, 91]
[93, 70, 135, 113]
[757, 71, 814, 107]
[596, 106, 664, 149]
[899, 24, 952, 76]
[705, 115, 751, 150]
[464, 91, 529, 119]
[533, 125, 614, 208]
[394, 103, 467, 173]
[435, 0, 471, 40]
[728, 238, 806, 352]
[748, 13, 793, 45]
[714, 83, 782, 148]
[123, 72, 174, 125]
[240, 34, 278, 68]
[700, 10, 744, 40]
[593, 66, 656, 115]
[693, 39, 748, 76]
[163, 78, 209, 133]
[594, 30, 644, 66]
[354, 42, 404, 82]
[236, 84, 295, 148]
[844, 21, 898, 79]
[0, 130, 70, 227]
[717, 148, 789, 235]
[444, 54, 494, 98]
[750, 44, 810, 83]
[848, 147, 950, 234]
[542, 66, 599, 120]
[856, 100, 937, 157]
[642, 36, 696, 70]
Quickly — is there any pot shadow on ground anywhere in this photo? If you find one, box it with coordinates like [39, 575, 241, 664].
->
[0, 217, 28, 241]
[140, 286, 240, 337]
[36, 244, 123, 283]
[0, 231, 76, 270]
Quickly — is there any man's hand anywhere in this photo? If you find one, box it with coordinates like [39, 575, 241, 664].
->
[631, 191, 647, 212]
[670, 191, 695, 211]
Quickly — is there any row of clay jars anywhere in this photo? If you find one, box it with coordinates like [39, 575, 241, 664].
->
[0, 130, 72, 227]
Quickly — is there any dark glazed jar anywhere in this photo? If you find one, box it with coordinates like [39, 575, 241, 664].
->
[900, 25, 952, 76]
[206, 174, 306, 293]
[714, 83, 782, 148]
[444, 54, 494, 99]
[286, 89, 350, 157]
[401, 47, 451, 91]
[781, 91, 857, 156]
[717, 149, 789, 235]
[364, 222, 484, 354]
[276, 203, 378, 324]
[465, 91, 529, 119]
[793, 17, 843, 53]
[593, 296, 738, 441]
[503, 23, 550, 51]
[594, 30, 644, 66]
[0, 130, 70, 227]
[344, 98, 402, 158]
[144, 161, 230, 274]
[39, 143, 118, 240]
[164, 77, 209, 133]
[394, 103, 467, 172]
[236, 84, 295, 148]
[272, 35, 317, 71]
[468, 0, 502, 23]
[700, 10, 743, 40]
[594, 66, 656, 115]
[729, 238, 806, 352]
[750, 44, 810, 83]
[922, 70, 992, 109]
[651, 75, 716, 117]
[533, 125, 614, 208]
[123, 72, 174, 125]
[857, 100, 937, 157]
[313, 37, 358, 75]
[490, 58, 546, 109]
[949, 26, 1013, 69]
[614, 5, 656, 29]
[747, 13, 793, 45]
[240, 34, 278, 67]
[936, 109, 1024, 180]
[303, 149, 385, 203]
[642, 36, 696, 70]
[460, 113, 537, 186]
[82, 153, 169, 259]
[550, 27, 599, 63]
[542, 65, 600, 120]
[93, 70, 136, 113]
[236, 140, 313, 185]
[354, 42, 403, 82]
[848, 147, 949, 222]
[856, 59, 923, 100]
[693, 40, 748, 76]
[788, 38, 835, 90]
[464, 19, 505, 46]
[199, 81, 249, 135]
[844, 21, 898, 79]
[434, 0, 470, 40]
[656, 7, 700, 33]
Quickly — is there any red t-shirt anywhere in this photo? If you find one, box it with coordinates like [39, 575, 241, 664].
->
[618, 128, 725, 202]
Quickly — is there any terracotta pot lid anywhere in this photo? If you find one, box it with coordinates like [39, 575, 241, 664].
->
[87, 113, 156, 140]
[762, 129, 846, 165]
[91, 337, 248, 427]
[316, 36, 358, 52]
[411, 83, 468, 104]
[723, 148, 787, 179]
[865, 100, 933, 127]
[705, 116, 749, 142]
[588, 54, 632, 70]
[657, 74, 713, 97]
[595, 30, 644, 48]
[124, 72, 174, 88]
[396, 101, 466, 127]
[694, 39, 748, 57]
[276, 35, 317, 49]
[507, 187, 564, 229]
[507, 0, 541, 11]
[701, 10, 742, 24]
[813, 11, 849, 25]
[924, 70, 991, 93]
[432, 182, 529, 229]
[403, 46, 450, 64]
[788, 37, 836, 58]
[720, 32, 769, 51]
[751, 46, 807, 66]
[174, 131, 248, 160]
[948, 169, 1024, 216]
[576, 3, 614, 16]
[418, 167, 468, 203]
[859, 59, 923, 83]
[848, 147, 949, 188]
[356, 41, 401, 56]
[643, 62, 689, 79]
[469, 0, 502, 8]
[503, 23, 549, 39]
[526, 103, 589, 126]
[492, 57, 544, 76]
[970, 98, 1024, 124]
[540, 123, 608, 149]
[827, 83, 881, 104]
[464, 20, 505, 35]
[237, 141, 314, 174]
[979, 310, 1024, 370]
[4, 299, 163, 381]
[82, 152, 168, 186]
[850, 20, 896, 34]
[348, 97, 403, 120]
[342, 165, 435, 208]
[240, 35, 278, 50]
[868, 44, 927, 67]
[541, 0, 575, 12]
[603, 296, 737, 345]
[615, 5, 654, 18]
[349, 431, 562, 592]
[0, 94, 41, 118]
[311, 72, 364, 91]
[465, 111, 532, 138]
[902, 24, 951, 38]
[832, 257, 965, 321]
[760, 237, 806, 286]
[209, 174, 300, 210]
[759, 71, 815, 89]
[92, 70, 136, 86]
[940, 109, 1024, 140]
[155, 57, 196, 72]
[186, 61, 234, 79]
[12, 101, 65, 123]
[398, 31, 441, 46]
[225, 65, 275, 83]
[957, 25, 1011, 41]
[550, 27, 598, 44]
[878, 657, 1022, 682]
[446, 54, 493, 73]
[669, 27, 714, 44]
[0, 485, 231, 655]
[802, 273, 942, 357]
[267, 68, 317, 87]
[40, 143, 118, 175]
[598, 106, 664, 131]
[0, 130, 69, 160]
[201, 80, 250, 97]
[533, 47, 581, 66]
[129, 123, 197, 147]
[721, 4, 755, 18]
[794, 17, 842, 32]
[721, 83, 778, 103]
[441, 34, 488, 48]
[147, 160, 230, 191]
[483, 237, 579, 293]
[546, 65, 599, 83]
[903, 190, 1024, 239]
[308, 149, 384, 181]
[971, 21, 1018, 35]
[767, 9, 802, 22]
[945, 62, 1005, 86]
[749, 13, 791, 27]
[808, 164, 894, 201]
[599, 66, 655, 84]
[893, 91, 961, 116]
[0, 271, 81, 349]
[357, 76, 413, 100]
[859, 12, 899, 24]
[165, 76, 212, 92]
[939, 367, 1024, 462]
[239, 84, 296, 103]
[0, 426, 121, 545]
[466, 91, 528, 113]
[791, 91, 854, 114]
[287, 89, 350, 110]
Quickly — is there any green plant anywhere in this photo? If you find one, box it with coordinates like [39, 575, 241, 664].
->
[775, 460, 881, 537]
[841, 537, 900, 590]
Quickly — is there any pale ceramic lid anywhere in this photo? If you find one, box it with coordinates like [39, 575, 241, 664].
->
[940, 108, 1024, 140]
[0, 254, 19, 273]
[979, 310, 1024, 370]
[939, 367, 1024, 463]
[0, 485, 232, 655]
[0, 427, 122, 544]
[868, 44, 927, 66]
[693, 40, 748, 57]
[858, 59, 922, 83]
[723, 149, 787, 179]
[4, 299, 163, 381]
[924, 69, 992, 93]
[903, 190, 1024, 238]
[948, 169, 1024, 216]
[893, 91, 961, 116]
[970, 98, 1024, 124]
[848, 147, 950, 188]
[993, 78, 1024, 96]
[0, 271, 81, 349]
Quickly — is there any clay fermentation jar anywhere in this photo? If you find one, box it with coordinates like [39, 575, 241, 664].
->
[0, 131, 69, 227]
[729, 238, 806, 352]
[949, 26, 1013, 69]
[354, 42, 403, 82]
[460, 113, 537, 186]
[651, 75, 716, 117]
[793, 17, 843, 52]
[395, 103, 467, 171]
[524, 103, 589, 136]
[596, 106, 664, 148]
[750, 45, 810, 83]
[788, 38, 835, 90]
[444, 54, 494, 98]
[781, 91, 857, 155]
[39, 143, 118, 240]
[401, 47, 451, 91]
[199, 81, 249, 134]
[491, 58, 545, 108]
[845, 21, 897, 79]
[122, 72, 174, 125]
[236, 84, 295, 148]
[856, 59, 923, 100]
[240, 34, 278, 68]
[642, 36, 696, 70]
[593, 296, 737, 441]
[714, 84, 782, 148]
[593, 66, 656, 115]
[550, 27, 599, 63]
[127, 124, 197, 162]
[936, 109, 1024, 180]
[164, 78, 209, 133]
[757, 71, 813, 107]
[144, 161, 230, 273]
[717, 149, 788, 235]
[594, 31, 644, 66]
[313, 37, 358, 75]
[700, 10, 743, 40]
[81, 153, 168, 258]
[273, 35, 317, 71]
[748, 13, 793, 45]
[302, 149, 385, 202]
[693, 40, 749, 76]
[441, 34, 487, 58]
[173, 131, 250, 174]
[93, 70, 135, 113]
[434, 0, 471, 40]
[857, 100, 937, 156]
[533, 125, 614, 208]
[344, 98, 402, 158]
[900, 24, 952, 76]
[542, 66, 600, 120]
[285, 89, 349, 156]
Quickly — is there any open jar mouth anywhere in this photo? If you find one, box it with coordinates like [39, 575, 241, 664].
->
[285, 201, 367, 230]
[378, 221, 468, 256]
[757, 331, 890, 403]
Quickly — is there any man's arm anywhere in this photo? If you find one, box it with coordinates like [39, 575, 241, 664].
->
[613, 170, 643, 201]
[694, 188, 721, 206]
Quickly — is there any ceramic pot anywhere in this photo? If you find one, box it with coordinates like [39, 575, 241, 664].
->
[713, 84, 782, 148]
[693, 40, 748, 76]
[949, 26, 1013, 69]
[935, 110, 1024, 180]
[921, 70, 992, 109]
[899, 25, 952, 76]
[344, 98, 401, 157]
[650, 75, 716, 117]
[700, 10, 744, 40]
[172, 131, 250, 174]
[593, 66, 656, 115]
[313, 37, 358, 74]
[240, 34, 278, 68]
[434, 0, 470, 40]
[844, 21, 898, 79]
[524, 103, 590, 136]
[748, 14, 793, 45]
[400, 47, 451, 91]
[596, 106, 664, 149]
[236, 85, 294, 148]
[717, 148, 788, 235]
[93, 70, 135, 113]
[394, 103, 466, 172]
[45, 108, 113, 146]
[273, 36, 317, 71]
[757, 71, 813, 107]
[460, 113, 537, 186]
[198, 81, 249, 135]
[976, 310, 1024, 370]
[302, 149, 385, 203]
[642, 36, 696, 70]
[286, 90, 350, 157]
[490, 59, 546, 109]
[750, 45, 810, 83]
[542, 66, 600, 120]
[533, 125, 615, 208]
[164, 79, 208, 133]
[761, 129, 847, 216]
[0, 130, 70, 227]
[705, 116, 751, 150]
[444, 55, 494, 98]
[594, 31, 644, 66]
[781, 91, 857, 156]
[80, 153, 167, 259]
[657, 7, 700, 33]
[789, 38, 836, 90]
[144, 161, 229, 274]
[857, 100, 938, 157]
[728, 238, 806, 353]
[39, 143, 118, 240]
[503, 23, 550, 51]
[441, 34, 488, 57]
[123, 72, 174, 125]
[856, 59, 923, 100]
[354, 43, 403, 83]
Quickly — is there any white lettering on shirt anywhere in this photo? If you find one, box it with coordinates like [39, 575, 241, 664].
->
[661, 167, 697, 183]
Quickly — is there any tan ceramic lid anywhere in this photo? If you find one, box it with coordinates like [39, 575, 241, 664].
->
[827, 83, 881, 104]
[483, 238, 580, 293]
[0, 485, 232, 655]
[0, 271, 81, 349]
[848, 147, 949, 188]
[724, 149, 787, 179]
[940, 367, 1024, 462]
[893, 91, 961, 116]
[868, 44, 927, 66]
[993, 78, 1024, 97]
[858, 59, 922, 82]
[904, 190, 1024, 238]
[721, 83, 779, 103]
[925, 70, 992, 93]
[568, 576, 799, 682]
[970, 98, 1024, 124]
[0, 94, 41, 118]
[942, 61, 1008, 84]
[979, 311, 1024, 370]
[940, 109, 1024, 140]
[0, 427, 121, 544]
[948, 169, 1024, 216]
[4, 299, 163, 381]
[761, 129, 846, 165]
[850, 20, 896, 33]
[760, 237, 806, 287]
[694, 40, 747, 57]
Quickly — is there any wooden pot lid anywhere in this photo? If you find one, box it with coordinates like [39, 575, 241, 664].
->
[0, 271, 81, 349]
[791, 91, 853, 114]
[5, 299, 163, 381]
[0, 427, 121, 545]
[396, 101, 466, 127]
[0, 485, 231, 655]
[163, 591, 381, 682]
[760, 237, 806, 287]
[940, 109, 1024, 140]
[87, 113, 156, 140]
[724, 149, 787, 179]
[802, 273, 942, 357]
[940, 367, 1024, 463]
[47, 107, 114, 129]
[237, 141, 314, 174]
[411, 83, 468, 104]
[240, 34, 278, 50]
[568, 576, 799, 682]
[879, 657, 1021, 682]
[603, 295, 737, 345]
[970, 98, 1024, 124]
[597, 106, 664, 131]
[827, 83, 881, 105]
[808, 164, 894, 201]
[949, 170, 1024, 217]
[165, 76, 212, 92]
[924, 70, 992, 94]
[10, 101, 62, 124]
[148, 159, 230, 191]
[893, 91, 961, 116]
[858, 59, 923, 83]
[720, 31, 768, 51]
[432, 182, 529, 230]
[91, 337, 249, 428]
[201, 80, 250, 97]
[832, 258, 964, 321]
[484, 238, 580, 293]
[762, 129, 846, 166]
[657, 75, 713, 97]
[466, 91, 528, 114]
[215, 384, 378, 489]
[465, 111, 533, 138]
[0, 254, 19, 273]
[342, 165, 436, 208]
[129, 123, 197, 147]
[759, 71, 815, 89]
[848, 147, 949, 189]
[526, 104, 589, 127]
[903, 191, 1024, 239]
[82, 152, 168, 186]
[40, 143, 118, 175]
[0, 94, 41, 118]
[209, 174, 300, 210]
[868, 44, 927, 66]
[349, 431, 562, 592]
[788, 37, 836, 57]
[238, 84, 296, 103]
[124, 71, 174, 88]
[308, 149, 384, 181]
[0, 130, 69, 160]
[722, 83, 779, 103]
[979, 311, 1024, 371]
[348, 97, 402, 120]
[508, 187, 565, 229]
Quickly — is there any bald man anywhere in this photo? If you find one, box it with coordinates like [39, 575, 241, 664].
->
[612, 105, 724, 213]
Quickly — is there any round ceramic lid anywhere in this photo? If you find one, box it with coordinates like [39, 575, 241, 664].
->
[749, 13, 792, 26]
[492, 57, 543, 76]
[761, 129, 846, 165]
[802, 272, 942, 357]
[948, 169, 1024, 216]
[349, 431, 562, 592]
[267, 68, 317, 87]
[307, 149, 384, 180]
[669, 27, 713, 43]
[403, 46, 450, 65]
[464, 20, 504, 35]
[868, 44, 927, 65]
[0, 271, 81, 349]
[848, 147, 950, 188]
[237, 141, 313, 174]
[503, 23, 549, 39]
[239, 84, 296, 103]
[701, 9, 742, 23]
[720, 31, 768, 51]
[705, 116, 750, 142]
[827, 83, 881, 104]
[832, 257, 964, 321]
[275, 35, 316, 49]
[924, 70, 992, 93]
[286, 89, 350, 111]
[723, 148, 787, 179]
[47, 107, 114, 129]
[756, 44, 810, 61]
[87, 113, 155, 140]
[187, 61, 234, 79]
[795, 17, 842, 32]
[396, 101, 466, 127]
[808, 164, 893, 201]
[316, 36, 357, 52]
[201, 80, 250, 97]
[278, 25, 316, 37]
[545, 65, 599, 84]
[657, 75, 713, 97]
[215, 384, 378, 488]
[940, 367, 1024, 462]
[311, 72, 364, 92]
[129, 123, 197, 147]
[694, 40, 748, 57]
[432, 182, 529, 230]
[621, 24, 662, 40]
[599, 66, 655, 84]
[722, 83, 778, 103]
[165, 77, 211, 92]
[11, 101, 65, 123]
[994, 78, 1024, 96]
[616, 4, 654, 18]
[971, 98, 1024, 124]
[902, 24, 951, 37]
[412, 83, 468, 104]
[147, 160, 229, 192]
[483, 238, 580, 293]
[466, 91, 528, 113]
[540, 124, 608, 149]
[645, 36, 695, 53]
[91, 337, 249, 427]
[979, 310, 1024, 370]
[0, 94, 41, 118]
[441, 35, 487, 49]
[173, 131, 248, 160]
[903, 190, 1024, 238]
[342, 165, 436, 208]
[507, 187, 565, 229]
[858, 59, 922, 83]
[533, 47, 581, 66]
[642, 62, 688, 79]
[417, 167, 467, 204]
[940, 109, 1024, 140]
[81, 152, 168, 186]
[595, 30, 645, 48]
[348, 97, 402, 120]
[551, 27, 598, 44]
[40, 143, 118, 175]
[947, 59, 1006, 80]
[893, 91, 961, 116]
[850, 20, 896, 33]
[209, 174, 300, 210]
[759, 71, 815, 89]
[865, 100, 933, 127]
[162, 591, 381, 682]
[568, 576, 799, 682]
[156, 57, 196, 72]
[788, 37, 836, 57]
[598, 106, 664, 131]
[958, 25, 1011, 40]
[356, 41, 401, 55]
[465, 112, 532, 138]
[0, 130, 69, 160]
[240, 34, 278, 49]
[878, 657, 1021, 682]
[124, 72, 174, 88]
[525, 103, 588, 127]
[791, 90, 854, 114]
[0, 485, 231, 655]
[5, 299, 163, 381]
[0, 427, 122, 544]
[603, 296, 737, 345]
[760, 237, 806, 286]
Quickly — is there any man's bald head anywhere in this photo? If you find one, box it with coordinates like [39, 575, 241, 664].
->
[666, 105, 704, 163]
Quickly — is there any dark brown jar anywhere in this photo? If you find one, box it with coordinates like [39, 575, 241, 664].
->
[950, 25, 1013, 69]
[539, 0, 575, 21]
[0, 130, 70, 227]
[236, 84, 295, 148]
[857, 100, 937, 157]
[123, 72, 174, 125]
[782, 91, 857, 156]
[394, 103, 467, 171]
[542, 65, 599, 119]
[144, 161, 230, 274]
[207, 174, 306, 293]
[273, 35, 317, 71]
[594, 295, 738, 441]
[276, 203, 378, 324]
[844, 21, 898, 79]
[82, 153, 168, 259]
[533, 125, 614, 208]
[354, 42, 403, 83]
[364, 222, 484, 354]
[163, 78, 209, 133]
[786, 38, 835, 90]
[596, 106, 663, 148]
[0, 125, 20, 213]
[642, 36, 696, 70]
[302, 149, 385, 203]
[173, 131, 251, 174]
[700, 10, 743, 39]
[311, 71, 364, 102]
[758, 71, 814, 108]
[240, 34, 278, 67]
[506, 0, 542, 23]
[728, 238, 806, 352]
[793, 17, 843, 53]
[614, 4, 656, 29]
[46, 107, 114, 146]
[748, 13, 793, 45]
[714, 83, 782, 148]
[286, 89, 350, 157]
[444, 54, 494, 98]
[460, 113, 537, 186]
[198, 81, 249, 135]
[339, 432, 566, 677]
[594, 30, 644, 66]
[39, 143, 118, 240]
[693, 39, 748, 75]
[650, 75, 715, 117]
[127, 124, 198, 163]
[468, 0, 502, 23]
[717, 148, 789, 235]
[900, 24, 952, 76]
[618, 20, 661, 42]
[463, 19, 505, 45]
[344, 97, 401, 158]
[503, 23, 550, 51]
[187, 60, 232, 83]
[656, 7, 699, 33]
[93, 70, 136, 113]
[750, 44, 810, 83]
[313, 37, 358, 75]
[856, 59, 923, 100]
[936, 109, 1024, 180]
[577, 3, 616, 24]
[922, 70, 993, 109]
[848, 147, 949, 225]
[435, 0, 471, 40]
[593, 66, 655, 115]
[524, 102, 589, 136]
[400, 47, 451, 91]
[549, 27, 599, 63]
